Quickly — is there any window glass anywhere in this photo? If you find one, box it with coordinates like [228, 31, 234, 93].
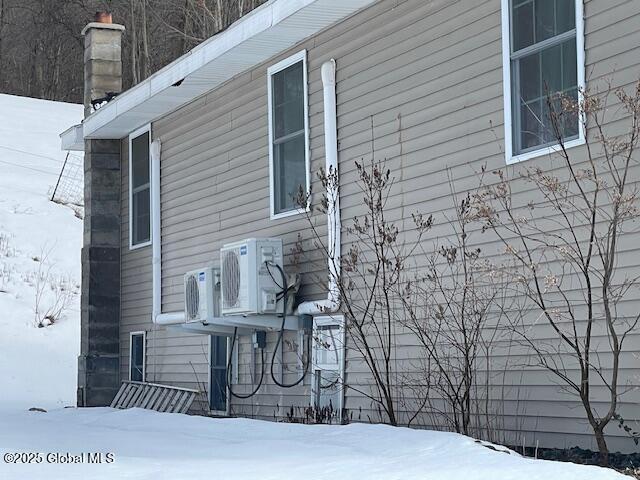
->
[512, 0, 534, 51]
[210, 336, 227, 411]
[273, 133, 306, 214]
[131, 334, 144, 382]
[132, 190, 151, 246]
[273, 62, 304, 139]
[512, 0, 576, 52]
[130, 130, 151, 245]
[270, 59, 307, 216]
[131, 132, 150, 189]
[556, 0, 576, 35]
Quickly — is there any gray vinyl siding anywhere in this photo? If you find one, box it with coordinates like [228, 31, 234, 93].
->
[120, 136, 211, 414]
[118, 0, 640, 452]
[152, 47, 328, 419]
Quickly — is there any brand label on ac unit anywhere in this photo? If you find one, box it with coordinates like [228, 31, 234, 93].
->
[240, 246, 247, 255]
[199, 272, 205, 281]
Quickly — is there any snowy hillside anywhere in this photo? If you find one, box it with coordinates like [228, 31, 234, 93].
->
[0, 94, 83, 410]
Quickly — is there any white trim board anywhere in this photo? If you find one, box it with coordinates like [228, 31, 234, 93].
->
[81, 0, 377, 140]
[500, 0, 586, 165]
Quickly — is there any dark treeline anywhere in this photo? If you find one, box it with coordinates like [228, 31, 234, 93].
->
[0, 0, 265, 103]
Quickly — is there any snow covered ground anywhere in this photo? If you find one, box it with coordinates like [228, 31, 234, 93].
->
[0, 408, 626, 480]
[0, 94, 83, 410]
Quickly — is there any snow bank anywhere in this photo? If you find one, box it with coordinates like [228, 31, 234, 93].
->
[0, 94, 83, 410]
[0, 408, 626, 480]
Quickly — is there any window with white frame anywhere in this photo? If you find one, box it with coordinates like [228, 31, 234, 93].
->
[267, 50, 310, 218]
[129, 332, 146, 382]
[129, 127, 151, 247]
[502, 0, 584, 163]
[311, 317, 344, 416]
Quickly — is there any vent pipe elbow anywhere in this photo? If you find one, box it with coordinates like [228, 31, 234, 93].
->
[321, 59, 336, 87]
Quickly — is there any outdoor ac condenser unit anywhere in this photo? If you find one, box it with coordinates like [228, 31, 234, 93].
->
[183, 267, 219, 323]
[220, 238, 283, 316]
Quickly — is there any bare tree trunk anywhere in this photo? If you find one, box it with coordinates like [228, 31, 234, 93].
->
[130, 0, 139, 85]
[0, 0, 5, 89]
[141, 0, 150, 80]
[179, 0, 190, 55]
[52, 42, 62, 100]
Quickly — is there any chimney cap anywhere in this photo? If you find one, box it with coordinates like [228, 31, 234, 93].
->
[81, 21, 125, 36]
[94, 12, 113, 24]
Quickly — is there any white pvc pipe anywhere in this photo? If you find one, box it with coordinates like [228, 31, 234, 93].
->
[156, 312, 185, 325]
[297, 59, 341, 315]
[151, 138, 185, 325]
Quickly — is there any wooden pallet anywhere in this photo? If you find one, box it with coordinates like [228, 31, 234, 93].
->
[110, 381, 199, 414]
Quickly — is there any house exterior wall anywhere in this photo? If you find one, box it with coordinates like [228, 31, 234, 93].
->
[118, 0, 640, 452]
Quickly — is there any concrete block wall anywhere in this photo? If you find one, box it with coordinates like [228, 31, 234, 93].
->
[78, 18, 125, 407]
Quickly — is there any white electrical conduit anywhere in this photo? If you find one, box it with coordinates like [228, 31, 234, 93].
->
[297, 59, 341, 315]
[151, 138, 186, 325]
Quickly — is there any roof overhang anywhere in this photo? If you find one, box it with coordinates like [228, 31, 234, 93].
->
[82, 0, 377, 140]
[60, 123, 84, 151]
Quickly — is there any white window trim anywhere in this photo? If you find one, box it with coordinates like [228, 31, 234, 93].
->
[501, 0, 586, 165]
[267, 49, 311, 220]
[311, 315, 345, 422]
[128, 124, 152, 249]
[129, 330, 147, 382]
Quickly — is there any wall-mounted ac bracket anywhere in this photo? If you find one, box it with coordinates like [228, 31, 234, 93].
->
[170, 322, 252, 337]
[220, 314, 302, 331]
[171, 314, 303, 336]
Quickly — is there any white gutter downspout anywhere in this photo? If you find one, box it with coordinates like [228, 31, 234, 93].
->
[297, 59, 341, 315]
[151, 138, 185, 325]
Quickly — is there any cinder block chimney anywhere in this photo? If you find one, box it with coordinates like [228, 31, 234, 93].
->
[81, 12, 125, 117]
[78, 12, 125, 407]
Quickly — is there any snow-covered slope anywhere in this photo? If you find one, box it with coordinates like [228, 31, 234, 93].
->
[0, 94, 83, 410]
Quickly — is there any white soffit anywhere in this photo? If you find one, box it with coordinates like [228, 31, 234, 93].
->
[83, 0, 377, 139]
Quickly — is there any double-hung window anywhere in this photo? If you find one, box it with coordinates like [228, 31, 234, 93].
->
[129, 332, 146, 382]
[129, 126, 151, 247]
[267, 50, 310, 218]
[502, 0, 584, 163]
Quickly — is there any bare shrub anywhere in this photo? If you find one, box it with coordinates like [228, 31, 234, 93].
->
[400, 176, 516, 441]
[300, 153, 433, 425]
[473, 80, 640, 464]
[0, 232, 15, 257]
[0, 263, 12, 293]
[0, 233, 15, 293]
[33, 247, 77, 328]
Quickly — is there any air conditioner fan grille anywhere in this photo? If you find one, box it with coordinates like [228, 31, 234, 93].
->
[185, 274, 200, 320]
[223, 250, 240, 308]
